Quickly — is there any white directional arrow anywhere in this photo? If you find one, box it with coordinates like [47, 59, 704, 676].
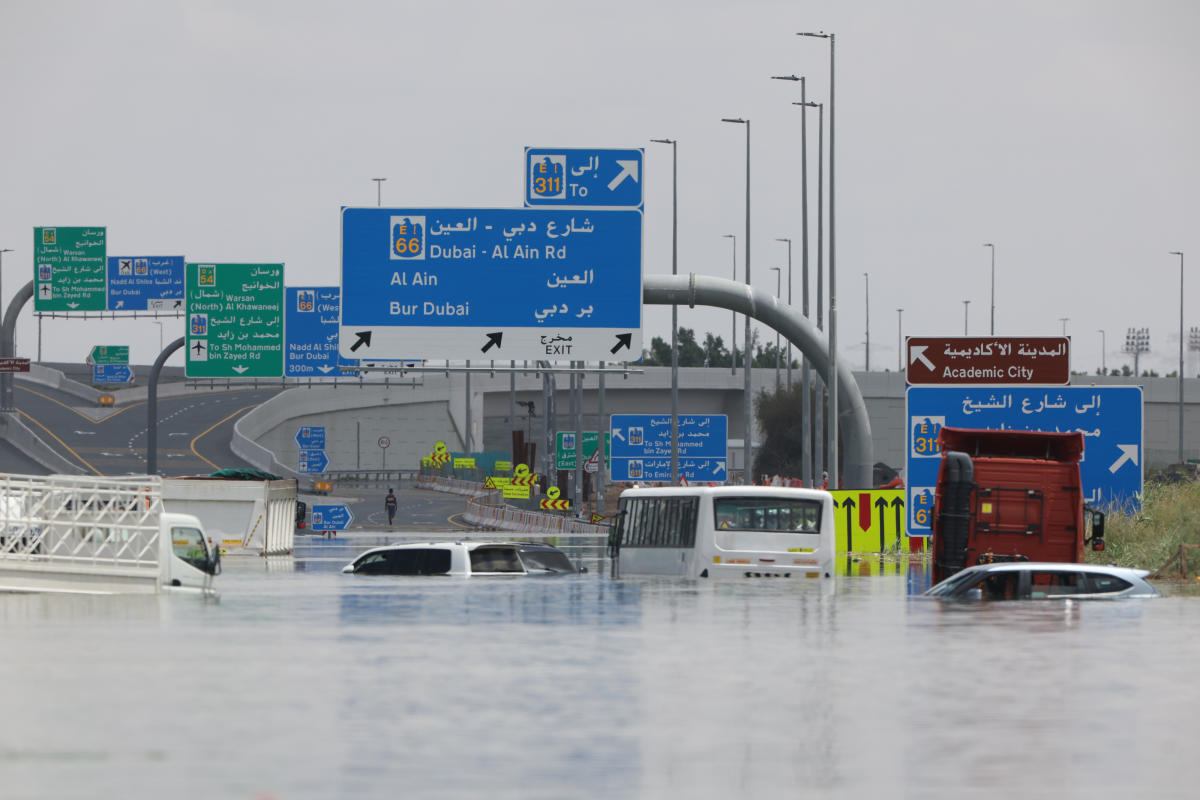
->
[317, 365, 335, 374]
[66, 302, 79, 309]
[1109, 444, 1139, 473]
[607, 159, 640, 191]
[612, 428, 625, 442]
[909, 344, 935, 371]
[232, 365, 249, 374]
[713, 461, 727, 475]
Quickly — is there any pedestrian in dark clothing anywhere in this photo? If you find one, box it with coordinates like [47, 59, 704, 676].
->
[385, 488, 398, 526]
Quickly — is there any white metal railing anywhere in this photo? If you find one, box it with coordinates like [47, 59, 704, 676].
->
[0, 473, 163, 572]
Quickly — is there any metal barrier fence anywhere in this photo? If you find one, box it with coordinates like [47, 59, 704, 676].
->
[323, 469, 423, 487]
[416, 474, 611, 537]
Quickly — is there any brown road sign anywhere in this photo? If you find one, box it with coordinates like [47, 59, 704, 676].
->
[0, 357, 31, 373]
[906, 336, 1070, 385]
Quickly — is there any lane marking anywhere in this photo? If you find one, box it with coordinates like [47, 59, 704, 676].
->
[190, 404, 257, 471]
[16, 411, 101, 475]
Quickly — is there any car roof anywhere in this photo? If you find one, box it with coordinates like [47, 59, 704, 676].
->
[959, 562, 1151, 578]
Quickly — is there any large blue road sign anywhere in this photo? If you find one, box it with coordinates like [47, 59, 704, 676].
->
[340, 207, 642, 362]
[524, 148, 643, 208]
[905, 386, 1144, 534]
[107, 256, 184, 311]
[92, 364, 133, 384]
[285, 287, 359, 377]
[311, 504, 353, 531]
[298, 449, 328, 474]
[294, 425, 326, 450]
[610, 413, 727, 483]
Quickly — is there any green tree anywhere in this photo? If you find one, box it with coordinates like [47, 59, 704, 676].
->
[701, 332, 731, 368]
[752, 383, 808, 482]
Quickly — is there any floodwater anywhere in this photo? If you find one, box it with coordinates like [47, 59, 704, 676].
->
[2, 540, 1197, 800]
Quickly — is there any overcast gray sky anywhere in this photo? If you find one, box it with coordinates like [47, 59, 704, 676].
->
[2, 0, 1197, 375]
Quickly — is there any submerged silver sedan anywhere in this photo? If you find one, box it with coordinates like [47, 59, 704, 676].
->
[926, 562, 1160, 601]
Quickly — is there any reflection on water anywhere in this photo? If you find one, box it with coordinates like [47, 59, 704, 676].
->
[0, 556, 1196, 799]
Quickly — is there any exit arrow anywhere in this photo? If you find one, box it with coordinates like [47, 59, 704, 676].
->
[841, 495, 856, 552]
[232, 365, 248, 374]
[875, 496, 890, 551]
[481, 331, 503, 353]
[607, 159, 640, 191]
[1109, 443, 1139, 473]
[610, 333, 632, 354]
[350, 331, 372, 352]
[317, 365, 335, 374]
[909, 344, 935, 371]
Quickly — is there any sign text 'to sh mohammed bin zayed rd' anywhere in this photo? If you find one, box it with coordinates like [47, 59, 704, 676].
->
[186, 263, 284, 377]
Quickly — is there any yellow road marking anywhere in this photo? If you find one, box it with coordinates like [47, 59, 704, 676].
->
[16, 411, 101, 475]
[16, 385, 140, 423]
[189, 405, 257, 471]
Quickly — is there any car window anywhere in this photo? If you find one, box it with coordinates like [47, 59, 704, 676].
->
[356, 549, 451, 575]
[519, 548, 576, 573]
[1083, 573, 1133, 594]
[469, 546, 525, 573]
[1029, 570, 1086, 598]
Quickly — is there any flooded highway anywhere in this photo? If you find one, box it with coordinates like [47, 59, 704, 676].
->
[1, 545, 1195, 799]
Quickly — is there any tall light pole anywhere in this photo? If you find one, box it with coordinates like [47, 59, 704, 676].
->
[770, 266, 782, 390]
[983, 243, 995, 334]
[1124, 327, 1150, 377]
[1172, 250, 1185, 463]
[722, 116, 752, 484]
[372, 178, 386, 206]
[723, 234, 737, 375]
[153, 321, 164, 353]
[1097, 329, 1106, 374]
[798, 30, 836, 488]
[897, 308, 904, 372]
[651, 137, 679, 484]
[775, 237, 793, 389]
[963, 300, 970, 334]
[0, 249, 12, 332]
[1059, 317, 1069, 336]
[863, 272, 870, 371]
[796, 98, 824, 485]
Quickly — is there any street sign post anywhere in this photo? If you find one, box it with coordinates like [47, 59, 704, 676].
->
[285, 286, 359, 378]
[34, 227, 107, 312]
[92, 364, 133, 384]
[339, 207, 642, 362]
[906, 336, 1070, 386]
[107, 256, 184, 311]
[905, 385, 1143, 535]
[524, 147, 644, 208]
[295, 426, 328, 474]
[88, 346, 129, 365]
[609, 414, 727, 483]
[555, 431, 610, 471]
[185, 263, 284, 378]
[311, 504, 353, 532]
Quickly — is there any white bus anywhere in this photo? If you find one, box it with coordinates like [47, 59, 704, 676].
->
[611, 486, 835, 579]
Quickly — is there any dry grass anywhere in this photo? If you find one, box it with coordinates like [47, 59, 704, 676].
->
[1086, 479, 1200, 579]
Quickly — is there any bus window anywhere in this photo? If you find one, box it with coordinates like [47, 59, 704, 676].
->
[713, 497, 823, 533]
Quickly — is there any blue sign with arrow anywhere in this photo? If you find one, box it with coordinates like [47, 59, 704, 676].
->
[524, 147, 644, 208]
[285, 287, 359, 378]
[298, 449, 329, 474]
[609, 413, 727, 483]
[92, 364, 133, 384]
[311, 504, 353, 531]
[294, 425, 326, 450]
[905, 386, 1143, 534]
[339, 207, 642, 362]
[107, 255, 184, 312]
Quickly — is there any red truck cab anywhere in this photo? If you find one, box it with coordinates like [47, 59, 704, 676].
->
[931, 427, 1103, 584]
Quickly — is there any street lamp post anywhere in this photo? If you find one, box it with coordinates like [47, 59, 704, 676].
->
[1172, 250, 1185, 463]
[770, 266, 782, 390]
[372, 178, 386, 206]
[775, 238, 793, 389]
[963, 300, 970, 335]
[153, 321, 164, 353]
[863, 272, 869, 371]
[1059, 317, 1069, 336]
[1098, 329, 1106, 374]
[897, 308, 904, 372]
[798, 30, 837, 488]
[722, 234, 737, 375]
[0, 248, 12, 320]
[796, 98, 824, 484]
[722, 117, 752, 484]
[983, 243, 995, 334]
[652, 137, 679, 484]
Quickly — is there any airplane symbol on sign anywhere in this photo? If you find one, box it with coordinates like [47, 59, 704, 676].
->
[191, 340, 206, 357]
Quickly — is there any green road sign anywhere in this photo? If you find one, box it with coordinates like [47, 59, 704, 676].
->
[556, 431, 610, 471]
[34, 227, 107, 311]
[185, 263, 284, 377]
[88, 346, 129, 365]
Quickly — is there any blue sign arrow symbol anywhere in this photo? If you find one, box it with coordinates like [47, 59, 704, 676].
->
[607, 159, 639, 191]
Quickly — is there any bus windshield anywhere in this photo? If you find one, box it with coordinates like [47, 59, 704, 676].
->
[714, 497, 822, 533]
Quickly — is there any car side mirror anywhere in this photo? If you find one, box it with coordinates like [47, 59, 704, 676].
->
[964, 588, 983, 601]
